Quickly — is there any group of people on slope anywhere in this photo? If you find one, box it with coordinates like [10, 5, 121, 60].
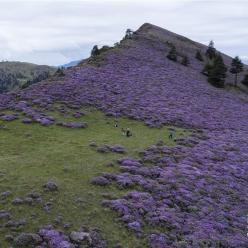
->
[114, 120, 175, 140]
[114, 121, 132, 137]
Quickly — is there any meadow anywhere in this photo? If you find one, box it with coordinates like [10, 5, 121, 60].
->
[0, 107, 188, 247]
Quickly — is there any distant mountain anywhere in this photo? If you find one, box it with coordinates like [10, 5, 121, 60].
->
[0, 61, 56, 93]
[59, 60, 80, 68]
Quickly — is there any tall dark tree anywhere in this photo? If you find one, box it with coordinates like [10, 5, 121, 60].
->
[181, 55, 189, 66]
[195, 50, 204, 61]
[55, 67, 65, 77]
[125, 29, 133, 39]
[202, 62, 212, 76]
[167, 45, 177, 62]
[91, 45, 100, 57]
[229, 56, 244, 86]
[207, 54, 227, 88]
[241, 74, 248, 87]
[206, 40, 216, 60]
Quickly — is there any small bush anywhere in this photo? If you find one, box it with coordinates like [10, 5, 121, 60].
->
[91, 45, 100, 57]
[167, 45, 177, 62]
[181, 56, 189, 66]
[241, 74, 248, 87]
[195, 50, 203, 61]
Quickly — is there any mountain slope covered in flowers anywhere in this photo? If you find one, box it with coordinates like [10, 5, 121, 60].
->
[0, 23, 247, 247]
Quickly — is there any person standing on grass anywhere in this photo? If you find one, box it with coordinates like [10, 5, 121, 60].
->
[121, 128, 126, 135]
[114, 121, 118, 127]
[126, 128, 132, 137]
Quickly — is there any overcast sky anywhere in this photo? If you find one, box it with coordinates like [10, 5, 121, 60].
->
[0, 0, 247, 66]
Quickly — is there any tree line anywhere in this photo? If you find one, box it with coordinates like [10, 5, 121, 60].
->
[166, 40, 248, 88]
[90, 28, 248, 89]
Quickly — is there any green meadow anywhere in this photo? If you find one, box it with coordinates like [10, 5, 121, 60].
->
[0, 107, 189, 247]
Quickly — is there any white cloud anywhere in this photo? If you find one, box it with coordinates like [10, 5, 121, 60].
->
[0, 0, 247, 65]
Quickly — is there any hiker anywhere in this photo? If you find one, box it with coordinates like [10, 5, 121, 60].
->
[114, 118, 119, 127]
[169, 131, 174, 140]
[121, 128, 126, 135]
[126, 128, 132, 137]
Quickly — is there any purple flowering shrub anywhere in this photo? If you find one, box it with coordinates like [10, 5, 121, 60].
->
[100, 134, 247, 247]
[0, 113, 18, 121]
[12, 226, 106, 248]
[39, 227, 73, 248]
[148, 233, 169, 248]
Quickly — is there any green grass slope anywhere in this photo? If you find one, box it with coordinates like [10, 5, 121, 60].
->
[0, 107, 189, 247]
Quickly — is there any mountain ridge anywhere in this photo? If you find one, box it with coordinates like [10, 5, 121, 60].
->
[75, 23, 247, 90]
[134, 23, 247, 84]
[0, 61, 56, 93]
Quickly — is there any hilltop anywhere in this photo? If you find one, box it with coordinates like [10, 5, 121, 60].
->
[0, 23, 247, 248]
[138, 23, 247, 80]
[0, 61, 56, 93]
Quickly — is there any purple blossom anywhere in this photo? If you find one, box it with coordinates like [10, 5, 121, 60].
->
[39, 227, 74, 248]
[0, 114, 18, 121]
[127, 221, 141, 232]
[148, 233, 170, 248]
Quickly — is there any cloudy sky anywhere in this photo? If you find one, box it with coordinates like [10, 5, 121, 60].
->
[0, 0, 247, 66]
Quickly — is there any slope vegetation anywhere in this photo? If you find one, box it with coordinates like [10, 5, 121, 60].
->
[0, 23, 247, 247]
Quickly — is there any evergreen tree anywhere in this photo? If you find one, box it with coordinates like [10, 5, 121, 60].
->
[241, 74, 248, 87]
[167, 45, 177, 62]
[55, 67, 65, 77]
[206, 40, 216, 60]
[207, 54, 227, 88]
[202, 61, 212, 76]
[181, 56, 189, 66]
[195, 50, 203, 61]
[125, 29, 133, 39]
[91, 45, 100, 57]
[229, 56, 244, 86]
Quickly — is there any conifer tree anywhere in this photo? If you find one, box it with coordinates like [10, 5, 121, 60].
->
[167, 45, 177, 62]
[202, 62, 212, 76]
[206, 40, 216, 60]
[91, 45, 100, 57]
[125, 29, 133, 39]
[241, 74, 248, 87]
[229, 56, 244, 86]
[207, 54, 227, 88]
[195, 50, 203, 61]
[56, 67, 65, 77]
[181, 55, 189, 66]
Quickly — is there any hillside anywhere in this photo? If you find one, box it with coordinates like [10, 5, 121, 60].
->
[59, 60, 80, 68]
[0, 23, 247, 248]
[0, 61, 56, 93]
